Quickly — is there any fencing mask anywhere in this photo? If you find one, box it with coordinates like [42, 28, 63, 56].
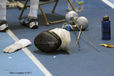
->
[65, 11, 78, 25]
[76, 16, 89, 30]
[34, 28, 71, 52]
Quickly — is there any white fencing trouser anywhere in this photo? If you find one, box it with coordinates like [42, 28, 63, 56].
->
[0, 0, 6, 20]
[28, 0, 39, 18]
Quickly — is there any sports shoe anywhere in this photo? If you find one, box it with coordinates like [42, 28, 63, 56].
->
[20, 17, 38, 29]
[0, 20, 8, 32]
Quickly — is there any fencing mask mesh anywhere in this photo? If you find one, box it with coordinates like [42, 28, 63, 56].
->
[34, 31, 62, 52]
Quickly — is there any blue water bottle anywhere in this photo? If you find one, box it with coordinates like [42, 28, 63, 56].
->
[102, 14, 111, 40]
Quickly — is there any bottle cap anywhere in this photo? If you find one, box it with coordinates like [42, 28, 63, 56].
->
[103, 14, 109, 21]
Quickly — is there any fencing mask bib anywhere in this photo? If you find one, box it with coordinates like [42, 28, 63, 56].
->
[34, 28, 71, 52]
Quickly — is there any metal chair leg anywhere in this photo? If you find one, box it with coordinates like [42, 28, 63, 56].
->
[39, 5, 50, 25]
[68, 0, 77, 12]
[52, 0, 59, 13]
[18, 0, 29, 20]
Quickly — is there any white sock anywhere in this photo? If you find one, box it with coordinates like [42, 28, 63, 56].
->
[0, 0, 6, 20]
[3, 39, 31, 53]
[28, 0, 39, 18]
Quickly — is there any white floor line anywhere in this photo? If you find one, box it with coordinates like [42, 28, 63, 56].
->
[102, 0, 114, 9]
[6, 29, 52, 76]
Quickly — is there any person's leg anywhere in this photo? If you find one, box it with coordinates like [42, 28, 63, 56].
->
[28, 0, 39, 18]
[21, 0, 39, 29]
[0, 0, 8, 31]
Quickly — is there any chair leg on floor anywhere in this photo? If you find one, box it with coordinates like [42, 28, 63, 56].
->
[18, 0, 29, 20]
[68, 0, 77, 12]
[52, 0, 59, 13]
[39, 5, 50, 25]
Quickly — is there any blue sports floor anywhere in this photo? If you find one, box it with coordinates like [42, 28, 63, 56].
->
[0, 0, 114, 76]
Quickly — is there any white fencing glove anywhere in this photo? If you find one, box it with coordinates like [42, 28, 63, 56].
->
[3, 39, 31, 53]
